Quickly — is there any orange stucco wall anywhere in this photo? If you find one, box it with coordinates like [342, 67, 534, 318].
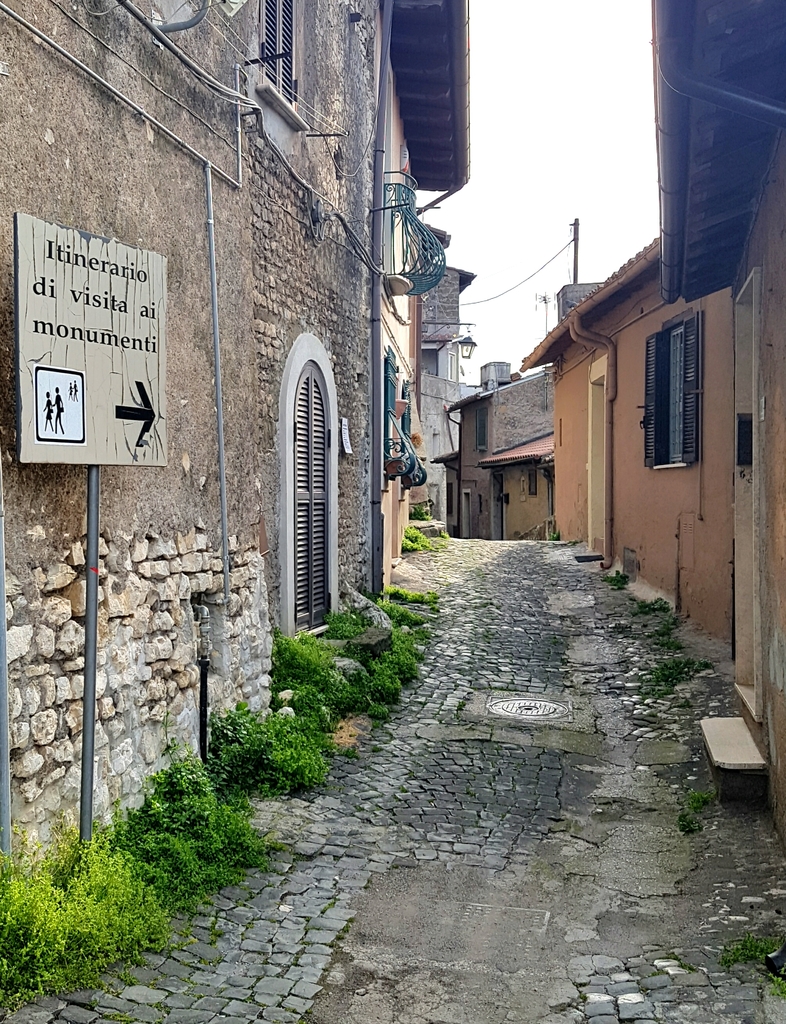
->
[552, 273, 734, 640]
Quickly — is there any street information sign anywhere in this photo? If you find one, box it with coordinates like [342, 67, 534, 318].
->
[14, 214, 167, 466]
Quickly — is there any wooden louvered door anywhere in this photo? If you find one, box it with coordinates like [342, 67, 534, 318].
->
[294, 365, 328, 631]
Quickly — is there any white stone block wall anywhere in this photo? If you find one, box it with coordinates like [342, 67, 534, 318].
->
[7, 528, 271, 847]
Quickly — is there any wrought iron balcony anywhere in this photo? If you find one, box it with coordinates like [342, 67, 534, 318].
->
[383, 172, 447, 296]
[384, 356, 427, 487]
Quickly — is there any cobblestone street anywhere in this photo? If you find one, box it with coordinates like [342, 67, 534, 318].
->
[17, 540, 786, 1024]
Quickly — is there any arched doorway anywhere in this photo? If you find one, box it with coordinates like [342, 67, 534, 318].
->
[278, 334, 339, 636]
[294, 364, 329, 629]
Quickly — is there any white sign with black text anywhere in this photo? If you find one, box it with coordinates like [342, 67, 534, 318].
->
[15, 213, 167, 466]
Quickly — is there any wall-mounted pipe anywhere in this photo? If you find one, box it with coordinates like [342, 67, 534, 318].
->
[568, 311, 616, 570]
[370, 0, 395, 593]
[193, 604, 211, 760]
[204, 163, 231, 604]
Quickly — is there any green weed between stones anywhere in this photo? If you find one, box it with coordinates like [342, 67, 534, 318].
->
[720, 932, 784, 968]
[640, 657, 713, 699]
[384, 584, 439, 609]
[677, 789, 716, 834]
[601, 570, 629, 589]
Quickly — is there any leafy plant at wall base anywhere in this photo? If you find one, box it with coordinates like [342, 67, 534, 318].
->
[0, 830, 168, 1008]
[401, 526, 432, 552]
[384, 585, 439, 608]
[409, 503, 431, 521]
[677, 812, 702, 833]
[375, 600, 427, 629]
[110, 748, 268, 913]
[323, 610, 368, 640]
[631, 598, 672, 616]
[548, 530, 561, 541]
[719, 933, 785, 968]
[601, 571, 629, 589]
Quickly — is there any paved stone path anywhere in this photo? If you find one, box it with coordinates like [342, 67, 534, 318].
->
[12, 540, 786, 1024]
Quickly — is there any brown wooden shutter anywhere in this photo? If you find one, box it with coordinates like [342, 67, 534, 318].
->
[263, 0, 295, 101]
[294, 366, 328, 630]
[644, 333, 657, 468]
[645, 330, 671, 467]
[681, 312, 702, 465]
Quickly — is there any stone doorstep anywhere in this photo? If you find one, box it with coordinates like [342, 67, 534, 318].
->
[700, 716, 769, 803]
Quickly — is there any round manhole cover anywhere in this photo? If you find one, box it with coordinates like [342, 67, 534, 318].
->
[487, 697, 571, 721]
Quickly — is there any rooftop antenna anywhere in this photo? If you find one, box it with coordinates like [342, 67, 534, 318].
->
[536, 292, 552, 334]
[572, 217, 579, 284]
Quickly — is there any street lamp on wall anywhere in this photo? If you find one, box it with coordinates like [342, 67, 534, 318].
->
[459, 336, 477, 360]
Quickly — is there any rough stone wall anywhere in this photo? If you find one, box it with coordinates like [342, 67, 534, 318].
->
[0, 2, 311, 842]
[8, 525, 270, 845]
[490, 370, 554, 453]
[418, 373, 460, 518]
[251, 0, 377, 621]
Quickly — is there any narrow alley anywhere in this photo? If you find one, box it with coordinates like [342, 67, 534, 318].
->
[27, 540, 786, 1024]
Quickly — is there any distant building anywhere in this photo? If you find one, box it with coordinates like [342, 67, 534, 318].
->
[416, 260, 476, 520]
[448, 365, 554, 539]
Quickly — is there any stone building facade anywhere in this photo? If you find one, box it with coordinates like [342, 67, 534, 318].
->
[0, 0, 392, 844]
[450, 367, 554, 540]
[0, 0, 470, 846]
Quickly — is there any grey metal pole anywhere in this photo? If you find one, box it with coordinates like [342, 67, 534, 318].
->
[80, 464, 100, 842]
[234, 63, 243, 189]
[370, 0, 395, 594]
[572, 218, 579, 284]
[0, 454, 11, 856]
[204, 163, 231, 602]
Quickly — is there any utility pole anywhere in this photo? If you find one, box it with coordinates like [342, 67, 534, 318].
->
[572, 218, 579, 284]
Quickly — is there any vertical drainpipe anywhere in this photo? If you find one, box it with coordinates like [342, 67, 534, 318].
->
[204, 163, 231, 603]
[370, 0, 395, 594]
[568, 311, 617, 569]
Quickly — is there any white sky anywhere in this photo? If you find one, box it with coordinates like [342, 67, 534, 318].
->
[420, 0, 660, 385]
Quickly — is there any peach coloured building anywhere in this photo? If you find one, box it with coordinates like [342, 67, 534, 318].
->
[522, 242, 735, 642]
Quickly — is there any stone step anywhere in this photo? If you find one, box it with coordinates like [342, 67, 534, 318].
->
[700, 716, 767, 803]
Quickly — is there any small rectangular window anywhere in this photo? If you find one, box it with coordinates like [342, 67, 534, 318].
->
[446, 481, 454, 516]
[262, 0, 296, 103]
[644, 313, 701, 468]
[478, 494, 483, 514]
[528, 469, 538, 496]
[476, 406, 488, 451]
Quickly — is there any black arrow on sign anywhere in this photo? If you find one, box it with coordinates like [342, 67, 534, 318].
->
[115, 381, 155, 449]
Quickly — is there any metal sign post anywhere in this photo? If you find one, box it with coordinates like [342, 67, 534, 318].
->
[0, 454, 11, 857]
[14, 214, 167, 841]
[79, 465, 100, 841]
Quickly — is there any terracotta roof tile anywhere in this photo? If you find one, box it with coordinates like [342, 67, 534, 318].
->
[479, 434, 555, 467]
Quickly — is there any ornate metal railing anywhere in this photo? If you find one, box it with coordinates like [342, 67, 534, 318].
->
[384, 355, 427, 487]
[384, 171, 446, 295]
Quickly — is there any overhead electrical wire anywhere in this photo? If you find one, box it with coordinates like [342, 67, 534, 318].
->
[463, 239, 575, 306]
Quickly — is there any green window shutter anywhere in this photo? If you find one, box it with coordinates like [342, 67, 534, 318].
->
[681, 312, 702, 465]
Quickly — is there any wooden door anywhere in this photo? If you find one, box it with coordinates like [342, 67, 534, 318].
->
[294, 365, 328, 629]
